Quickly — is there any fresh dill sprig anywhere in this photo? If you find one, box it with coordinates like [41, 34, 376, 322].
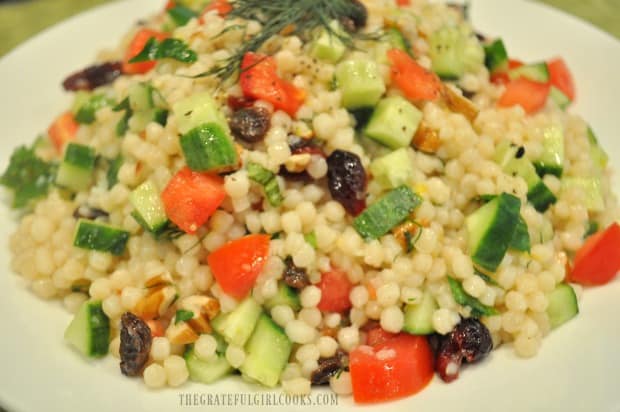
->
[205, 0, 379, 81]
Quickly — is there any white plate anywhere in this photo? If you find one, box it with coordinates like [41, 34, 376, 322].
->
[1, 1, 619, 411]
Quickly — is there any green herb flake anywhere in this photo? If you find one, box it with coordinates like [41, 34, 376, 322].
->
[447, 276, 498, 318]
[175, 309, 195, 324]
[113, 97, 132, 137]
[129, 37, 198, 64]
[0, 144, 56, 208]
[106, 156, 123, 189]
[247, 162, 283, 207]
[304, 232, 317, 249]
[167, 5, 198, 27]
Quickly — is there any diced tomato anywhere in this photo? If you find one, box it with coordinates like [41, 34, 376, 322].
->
[316, 269, 353, 313]
[497, 77, 550, 114]
[548, 57, 576, 101]
[48, 111, 78, 153]
[239, 52, 306, 116]
[396, 0, 411, 5]
[164, 0, 176, 10]
[160, 167, 225, 234]
[122, 29, 168, 75]
[387, 48, 442, 101]
[568, 222, 620, 285]
[207, 234, 271, 299]
[365, 327, 397, 347]
[227, 95, 255, 111]
[201, 0, 232, 17]
[350, 334, 434, 403]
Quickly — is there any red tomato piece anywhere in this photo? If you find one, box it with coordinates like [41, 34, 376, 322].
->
[122, 29, 168, 75]
[164, 0, 176, 10]
[365, 327, 397, 347]
[239, 52, 306, 116]
[396, 0, 411, 5]
[387, 48, 442, 101]
[490, 59, 523, 84]
[569, 222, 620, 285]
[497, 77, 550, 114]
[207, 234, 271, 300]
[548, 57, 576, 101]
[48, 111, 78, 153]
[350, 334, 434, 403]
[202, 0, 232, 16]
[316, 269, 353, 313]
[160, 167, 225, 234]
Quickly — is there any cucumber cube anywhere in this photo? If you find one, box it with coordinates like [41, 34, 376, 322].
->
[562, 177, 604, 212]
[180, 123, 239, 173]
[549, 86, 571, 110]
[364, 96, 422, 149]
[64, 300, 110, 358]
[311, 20, 346, 63]
[173, 91, 230, 134]
[533, 124, 564, 178]
[130, 180, 168, 234]
[211, 297, 262, 347]
[55, 143, 96, 192]
[73, 219, 130, 256]
[369, 147, 415, 188]
[547, 283, 579, 329]
[335, 59, 386, 109]
[185, 346, 233, 384]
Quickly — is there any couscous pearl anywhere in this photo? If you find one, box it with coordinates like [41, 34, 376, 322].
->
[280, 363, 302, 381]
[89, 278, 112, 300]
[300, 285, 322, 308]
[301, 359, 319, 378]
[109, 336, 121, 359]
[317, 335, 339, 358]
[194, 334, 217, 361]
[121, 286, 143, 310]
[271, 305, 295, 327]
[63, 293, 88, 314]
[376, 283, 400, 307]
[282, 378, 311, 395]
[337, 326, 360, 352]
[164, 355, 189, 387]
[349, 285, 369, 308]
[433, 308, 460, 335]
[380, 306, 404, 333]
[225, 345, 246, 369]
[144, 363, 167, 389]
[151, 337, 171, 361]
[323, 313, 341, 329]
[295, 344, 320, 363]
[298, 308, 322, 328]
[330, 371, 353, 395]
[286, 320, 317, 344]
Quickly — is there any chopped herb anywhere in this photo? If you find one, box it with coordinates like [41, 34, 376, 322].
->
[106, 156, 123, 189]
[175, 309, 194, 324]
[113, 97, 132, 137]
[584, 220, 599, 238]
[70, 279, 91, 294]
[155, 221, 185, 241]
[447, 276, 498, 318]
[0, 144, 57, 208]
[75, 94, 114, 124]
[270, 232, 282, 240]
[167, 5, 198, 26]
[473, 268, 500, 287]
[304, 231, 317, 249]
[129, 37, 198, 64]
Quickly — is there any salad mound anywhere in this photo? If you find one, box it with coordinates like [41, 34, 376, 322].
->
[3, 0, 620, 404]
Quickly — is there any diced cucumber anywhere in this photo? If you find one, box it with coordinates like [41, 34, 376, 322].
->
[562, 177, 604, 212]
[211, 297, 262, 347]
[311, 20, 347, 63]
[353, 186, 422, 240]
[483, 38, 508, 73]
[587, 127, 608, 170]
[403, 290, 437, 335]
[64, 300, 110, 358]
[74, 94, 114, 124]
[533, 124, 564, 178]
[549, 86, 571, 110]
[73, 219, 130, 256]
[127, 82, 169, 132]
[546, 283, 578, 329]
[429, 24, 484, 79]
[173, 91, 229, 134]
[447, 277, 498, 318]
[369, 147, 415, 189]
[364, 96, 422, 149]
[55, 143, 97, 192]
[129, 180, 169, 234]
[185, 342, 233, 384]
[510, 215, 531, 252]
[386, 27, 413, 56]
[466, 193, 521, 272]
[247, 162, 283, 207]
[167, 4, 198, 27]
[335, 59, 386, 109]
[240, 314, 292, 388]
[264, 282, 301, 312]
[495, 141, 557, 212]
[180, 123, 239, 173]
[508, 62, 550, 82]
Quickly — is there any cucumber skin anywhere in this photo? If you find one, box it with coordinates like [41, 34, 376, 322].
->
[402, 291, 437, 335]
[335, 60, 386, 109]
[509, 215, 531, 252]
[211, 298, 263, 347]
[547, 283, 579, 329]
[527, 181, 557, 213]
[130, 180, 169, 234]
[468, 193, 521, 272]
[263, 283, 301, 312]
[180, 123, 238, 173]
[73, 219, 130, 256]
[483, 39, 508, 73]
[64, 300, 110, 358]
[364, 96, 422, 149]
[185, 347, 233, 384]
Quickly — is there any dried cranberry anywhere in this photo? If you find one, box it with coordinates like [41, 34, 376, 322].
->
[282, 257, 311, 289]
[229, 106, 271, 143]
[119, 312, 152, 376]
[289, 137, 326, 157]
[340, 0, 367, 31]
[62, 61, 123, 91]
[227, 95, 255, 111]
[326, 150, 367, 216]
[435, 318, 493, 383]
[310, 350, 349, 385]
